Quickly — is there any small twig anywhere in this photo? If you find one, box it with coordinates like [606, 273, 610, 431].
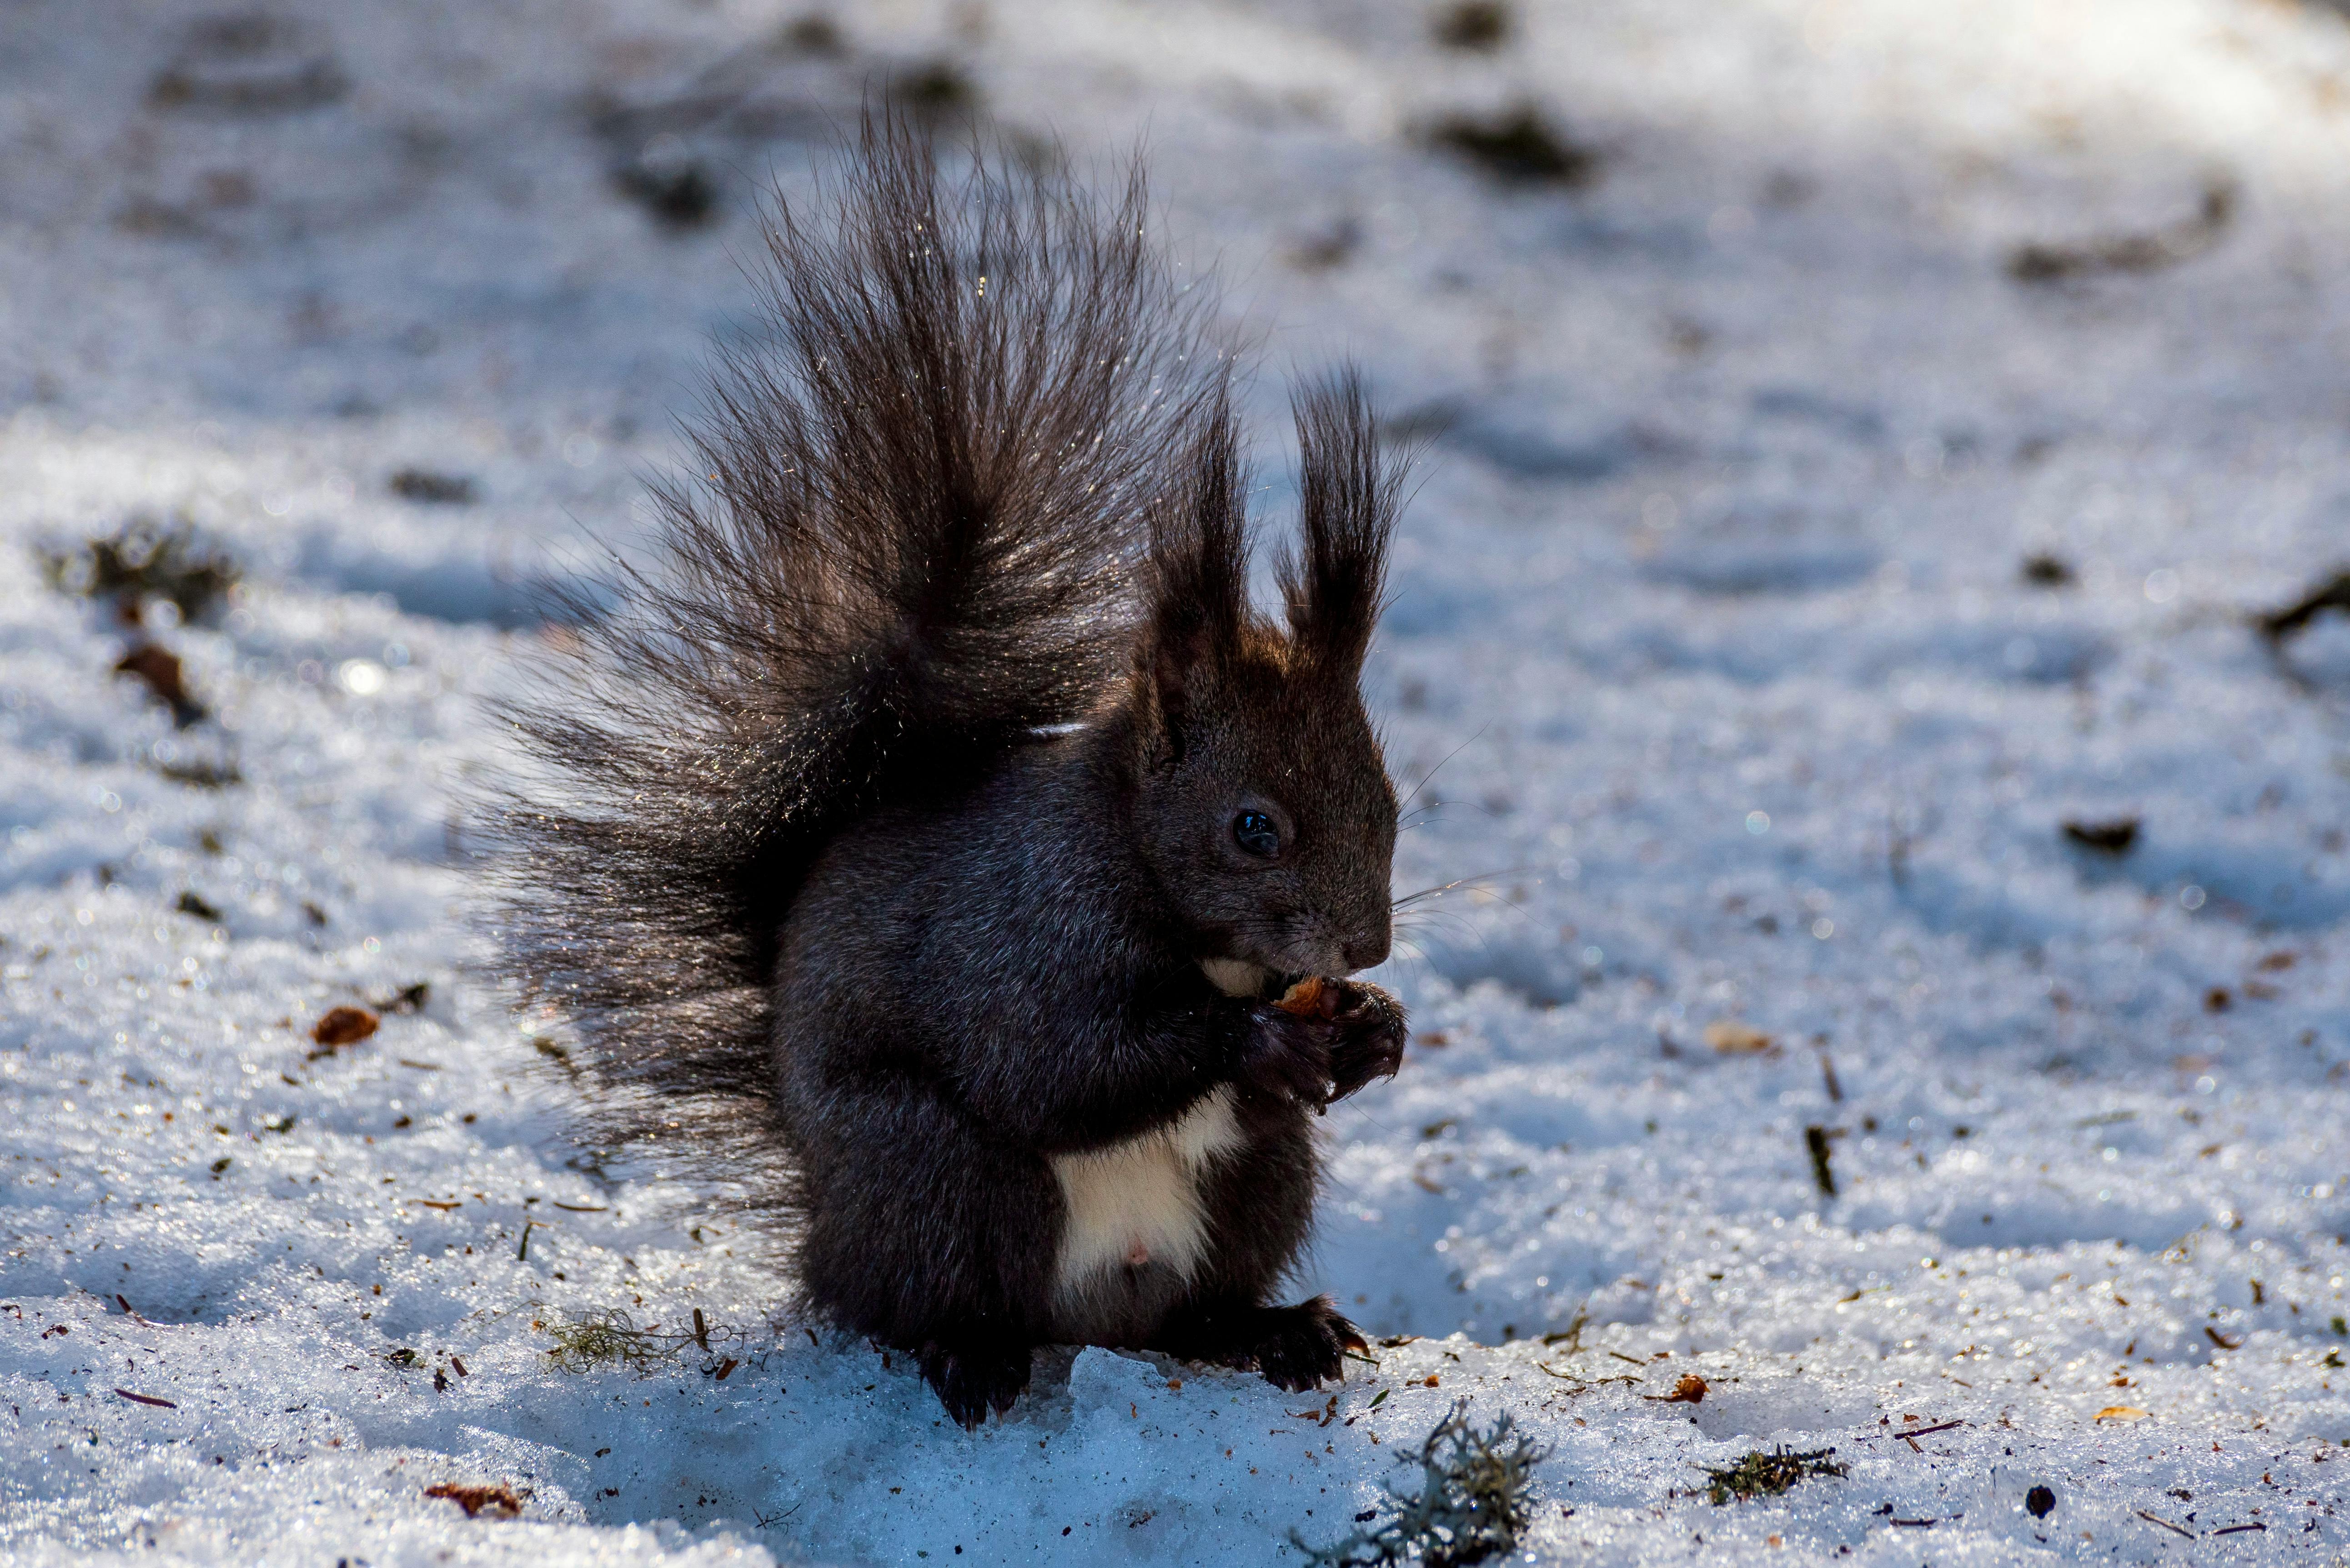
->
[1606, 1351, 1647, 1367]
[2008, 177, 2235, 282]
[114, 1388, 177, 1408]
[2258, 570, 2350, 641]
[115, 1294, 171, 1329]
[1805, 1125, 1837, 1197]
[1857, 1419, 1963, 1443]
[1538, 1367, 1637, 1390]
[2209, 1523, 2264, 1536]
[1539, 1305, 1590, 1353]
[2136, 1509, 2195, 1539]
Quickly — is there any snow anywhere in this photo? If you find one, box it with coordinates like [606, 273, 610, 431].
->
[5, 0, 2350, 1562]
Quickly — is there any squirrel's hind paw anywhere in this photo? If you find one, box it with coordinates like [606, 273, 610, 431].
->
[1253, 1296, 1367, 1392]
[1158, 1296, 1366, 1392]
[919, 1335, 1032, 1429]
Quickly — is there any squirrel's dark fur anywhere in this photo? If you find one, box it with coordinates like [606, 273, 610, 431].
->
[493, 115, 1410, 1427]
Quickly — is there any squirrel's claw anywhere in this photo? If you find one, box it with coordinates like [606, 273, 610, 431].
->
[1324, 980, 1407, 1105]
[919, 1336, 1032, 1430]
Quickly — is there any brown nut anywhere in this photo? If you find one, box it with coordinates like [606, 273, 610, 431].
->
[1275, 976, 1333, 1017]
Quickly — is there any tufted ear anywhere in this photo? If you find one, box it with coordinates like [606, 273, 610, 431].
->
[1280, 367, 1401, 674]
[1139, 384, 1251, 739]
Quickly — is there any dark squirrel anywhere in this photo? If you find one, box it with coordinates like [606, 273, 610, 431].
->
[493, 116, 1411, 1427]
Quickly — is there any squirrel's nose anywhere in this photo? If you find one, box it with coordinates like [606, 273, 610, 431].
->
[1341, 931, 1389, 972]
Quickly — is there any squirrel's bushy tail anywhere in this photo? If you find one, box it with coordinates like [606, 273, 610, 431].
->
[489, 115, 1226, 1185]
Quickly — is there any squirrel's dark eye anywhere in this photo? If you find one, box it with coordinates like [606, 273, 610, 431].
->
[1232, 811, 1281, 858]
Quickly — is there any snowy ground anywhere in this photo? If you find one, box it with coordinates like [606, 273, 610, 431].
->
[5, 0, 2350, 1562]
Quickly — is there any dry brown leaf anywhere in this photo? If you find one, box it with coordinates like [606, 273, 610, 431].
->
[115, 642, 204, 722]
[311, 1005, 380, 1049]
[1646, 1373, 1707, 1404]
[423, 1482, 522, 1518]
[115, 643, 190, 707]
[1705, 1020, 1774, 1054]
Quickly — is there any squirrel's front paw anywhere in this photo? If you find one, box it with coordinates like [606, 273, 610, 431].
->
[1242, 1006, 1336, 1106]
[1324, 980, 1406, 1104]
[1247, 980, 1406, 1108]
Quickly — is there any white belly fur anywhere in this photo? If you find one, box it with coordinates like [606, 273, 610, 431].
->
[1049, 955, 1263, 1302]
[1050, 1084, 1245, 1299]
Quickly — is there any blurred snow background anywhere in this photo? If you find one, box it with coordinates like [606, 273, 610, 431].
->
[3, 0, 2349, 1562]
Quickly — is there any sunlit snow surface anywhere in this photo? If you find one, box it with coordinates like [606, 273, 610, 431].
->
[4, 0, 2350, 1562]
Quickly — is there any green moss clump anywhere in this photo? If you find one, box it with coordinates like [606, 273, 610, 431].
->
[545, 1308, 660, 1372]
[1701, 1446, 1847, 1506]
[542, 1306, 764, 1377]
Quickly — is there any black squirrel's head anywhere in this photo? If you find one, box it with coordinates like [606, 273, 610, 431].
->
[1126, 373, 1404, 983]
